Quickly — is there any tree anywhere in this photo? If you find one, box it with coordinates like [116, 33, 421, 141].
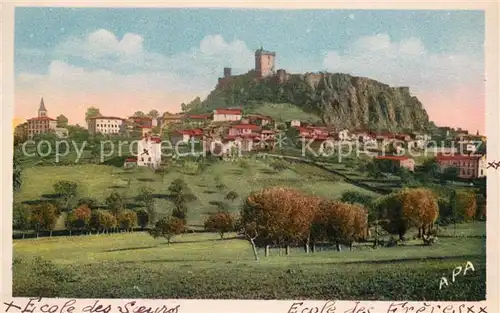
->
[90, 210, 116, 234]
[29, 202, 59, 237]
[373, 192, 410, 241]
[136, 209, 150, 230]
[204, 212, 236, 239]
[225, 191, 239, 203]
[13, 153, 22, 192]
[133, 111, 145, 117]
[149, 216, 185, 244]
[148, 109, 160, 119]
[442, 166, 460, 183]
[85, 107, 101, 122]
[67, 125, 90, 142]
[71, 204, 92, 233]
[400, 188, 439, 238]
[475, 194, 486, 221]
[168, 179, 195, 222]
[105, 191, 126, 217]
[13, 203, 31, 238]
[56, 114, 69, 127]
[53, 180, 79, 211]
[117, 209, 138, 232]
[454, 191, 477, 223]
[136, 187, 157, 223]
[77, 197, 99, 210]
[314, 201, 368, 251]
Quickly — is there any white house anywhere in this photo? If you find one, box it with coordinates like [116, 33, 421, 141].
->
[137, 135, 162, 169]
[88, 116, 124, 135]
[213, 108, 242, 122]
[290, 120, 301, 127]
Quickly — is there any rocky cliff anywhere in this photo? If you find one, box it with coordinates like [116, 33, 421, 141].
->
[192, 71, 432, 131]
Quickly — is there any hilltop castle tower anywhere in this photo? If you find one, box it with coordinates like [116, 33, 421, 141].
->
[38, 97, 47, 117]
[255, 47, 276, 77]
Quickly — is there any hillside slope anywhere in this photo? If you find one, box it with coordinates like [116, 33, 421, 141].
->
[188, 71, 432, 131]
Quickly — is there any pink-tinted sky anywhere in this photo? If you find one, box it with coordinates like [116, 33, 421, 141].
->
[14, 9, 484, 134]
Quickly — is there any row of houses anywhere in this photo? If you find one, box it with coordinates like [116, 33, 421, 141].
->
[373, 153, 487, 179]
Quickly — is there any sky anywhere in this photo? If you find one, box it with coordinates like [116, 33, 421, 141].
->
[14, 8, 485, 133]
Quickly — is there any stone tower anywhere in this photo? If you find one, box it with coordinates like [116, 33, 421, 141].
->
[38, 97, 47, 117]
[255, 47, 276, 77]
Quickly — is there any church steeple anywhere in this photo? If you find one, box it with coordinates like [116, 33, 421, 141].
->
[38, 97, 47, 117]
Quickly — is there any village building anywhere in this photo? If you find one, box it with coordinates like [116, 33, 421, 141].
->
[87, 116, 124, 135]
[213, 108, 242, 122]
[27, 98, 58, 139]
[374, 155, 416, 172]
[435, 153, 487, 179]
[289, 120, 301, 128]
[228, 123, 261, 136]
[170, 128, 204, 145]
[162, 113, 184, 126]
[137, 135, 162, 169]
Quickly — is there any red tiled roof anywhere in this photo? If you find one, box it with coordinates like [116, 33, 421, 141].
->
[375, 155, 411, 161]
[130, 116, 152, 120]
[185, 114, 212, 120]
[435, 153, 482, 161]
[231, 124, 261, 130]
[125, 158, 137, 162]
[214, 108, 242, 115]
[27, 116, 57, 121]
[176, 128, 204, 136]
[224, 133, 261, 141]
[88, 116, 124, 120]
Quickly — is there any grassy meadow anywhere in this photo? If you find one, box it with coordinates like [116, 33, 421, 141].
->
[13, 155, 486, 300]
[14, 158, 378, 228]
[13, 222, 486, 300]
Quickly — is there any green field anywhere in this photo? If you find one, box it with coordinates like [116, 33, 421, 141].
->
[13, 222, 486, 300]
[14, 158, 377, 227]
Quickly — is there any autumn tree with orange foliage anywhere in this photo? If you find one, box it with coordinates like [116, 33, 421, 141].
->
[313, 201, 368, 251]
[400, 188, 439, 238]
[454, 191, 477, 222]
[240, 187, 319, 258]
[204, 212, 236, 239]
[66, 204, 92, 235]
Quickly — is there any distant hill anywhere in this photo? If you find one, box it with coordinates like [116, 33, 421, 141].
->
[184, 70, 433, 132]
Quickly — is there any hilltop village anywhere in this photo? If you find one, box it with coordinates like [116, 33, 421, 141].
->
[14, 46, 488, 180]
